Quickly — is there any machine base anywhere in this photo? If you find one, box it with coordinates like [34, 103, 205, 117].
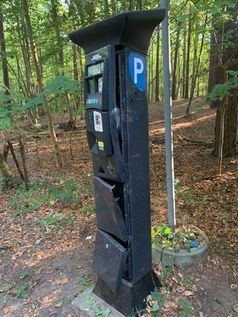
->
[93, 271, 161, 316]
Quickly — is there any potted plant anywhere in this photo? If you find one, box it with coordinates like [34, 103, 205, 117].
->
[152, 224, 209, 266]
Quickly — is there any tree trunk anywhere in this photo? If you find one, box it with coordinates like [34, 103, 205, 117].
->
[214, 95, 237, 157]
[136, 0, 142, 10]
[0, 5, 10, 94]
[22, 0, 63, 168]
[186, 16, 207, 116]
[50, 0, 64, 74]
[185, 5, 192, 99]
[182, 28, 186, 98]
[19, 136, 29, 186]
[172, 24, 180, 100]
[150, 39, 154, 103]
[0, 154, 14, 185]
[208, 31, 223, 108]
[213, 9, 238, 158]
[155, 28, 160, 102]
[104, 0, 110, 16]
[111, 0, 117, 14]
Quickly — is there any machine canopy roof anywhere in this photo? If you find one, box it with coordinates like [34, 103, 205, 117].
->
[68, 9, 166, 54]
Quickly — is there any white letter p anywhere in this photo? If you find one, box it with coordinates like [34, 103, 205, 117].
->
[134, 57, 144, 84]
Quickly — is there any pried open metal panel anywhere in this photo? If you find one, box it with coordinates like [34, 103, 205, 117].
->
[92, 229, 127, 293]
[94, 177, 128, 242]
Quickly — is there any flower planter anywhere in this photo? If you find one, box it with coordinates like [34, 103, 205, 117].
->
[152, 227, 209, 267]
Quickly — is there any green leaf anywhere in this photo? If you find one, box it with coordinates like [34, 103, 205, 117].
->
[45, 76, 79, 96]
[0, 117, 12, 129]
[151, 303, 160, 312]
[16, 283, 29, 299]
[151, 291, 162, 302]
[24, 93, 45, 110]
[40, 215, 60, 228]
[177, 297, 191, 317]
[164, 227, 172, 235]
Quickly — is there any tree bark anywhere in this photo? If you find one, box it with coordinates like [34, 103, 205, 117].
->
[172, 24, 181, 100]
[186, 16, 207, 116]
[19, 136, 29, 186]
[155, 28, 160, 102]
[214, 95, 237, 157]
[22, 0, 63, 168]
[104, 0, 110, 16]
[0, 153, 13, 184]
[8, 141, 25, 180]
[50, 0, 64, 74]
[185, 5, 192, 99]
[213, 9, 238, 158]
[0, 5, 10, 94]
[182, 28, 186, 98]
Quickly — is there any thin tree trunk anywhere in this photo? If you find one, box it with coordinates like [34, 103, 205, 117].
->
[185, 5, 192, 99]
[182, 28, 186, 98]
[150, 39, 154, 103]
[51, 0, 64, 74]
[217, 101, 226, 174]
[19, 136, 29, 186]
[111, 0, 116, 14]
[172, 24, 181, 100]
[8, 141, 25, 180]
[0, 5, 10, 94]
[136, 0, 142, 10]
[104, 0, 110, 16]
[22, 0, 63, 168]
[186, 16, 207, 116]
[0, 154, 14, 184]
[155, 28, 160, 102]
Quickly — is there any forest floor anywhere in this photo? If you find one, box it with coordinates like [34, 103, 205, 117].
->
[0, 97, 237, 317]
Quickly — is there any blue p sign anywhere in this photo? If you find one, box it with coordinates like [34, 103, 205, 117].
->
[128, 52, 147, 91]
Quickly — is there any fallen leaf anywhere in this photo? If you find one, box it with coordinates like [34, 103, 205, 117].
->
[55, 300, 63, 308]
[37, 251, 46, 259]
[3, 307, 11, 314]
[184, 290, 193, 297]
[54, 276, 69, 285]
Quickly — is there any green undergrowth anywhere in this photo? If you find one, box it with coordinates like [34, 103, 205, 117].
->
[8, 177, 91, 219]
[152, 224, 202, 251]
[147, 265, 191, 317]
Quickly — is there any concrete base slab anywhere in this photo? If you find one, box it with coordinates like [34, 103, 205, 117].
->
[71, 287, 125, 317]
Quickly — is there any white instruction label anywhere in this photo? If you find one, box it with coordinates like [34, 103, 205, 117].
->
[93, 111, 103, 132]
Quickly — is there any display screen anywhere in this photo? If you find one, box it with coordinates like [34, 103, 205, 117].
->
[88, 78, 95, 94]
[88, 62, 104, 76]
[98, 77, 103, 93]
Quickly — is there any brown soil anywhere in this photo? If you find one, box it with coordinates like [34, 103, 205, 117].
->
[0, 97, 237, 317]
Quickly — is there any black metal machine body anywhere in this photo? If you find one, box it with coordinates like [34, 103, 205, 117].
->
[69, 9, 165, 316]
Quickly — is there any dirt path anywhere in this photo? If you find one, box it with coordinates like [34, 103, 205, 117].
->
[0, 97, 237, 316]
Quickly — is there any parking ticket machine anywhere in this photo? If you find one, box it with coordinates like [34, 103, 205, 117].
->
[69, 9, 165, 316]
